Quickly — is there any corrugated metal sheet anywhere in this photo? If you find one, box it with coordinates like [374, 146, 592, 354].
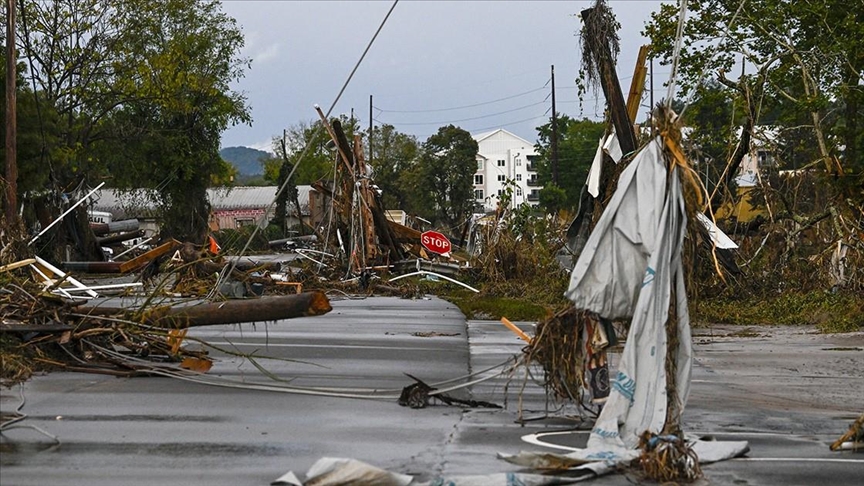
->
[92, 186, 313, 218]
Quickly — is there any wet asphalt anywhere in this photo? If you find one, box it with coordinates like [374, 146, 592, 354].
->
[1, 295, 861, 485]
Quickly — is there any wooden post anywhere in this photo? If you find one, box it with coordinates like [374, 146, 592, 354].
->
[5, 0, 18, 225]
[551, 65, 559, 186]
[626, 45, 650, 124]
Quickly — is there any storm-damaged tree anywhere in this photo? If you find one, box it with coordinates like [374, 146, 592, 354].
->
[644, 0, 863, 180]
[644, 0, 864, 313]
[262, 117, 361, 233]
[403, 125, 478, 230]
[367, 123, 419, 211]
[10, 0, 250, 250]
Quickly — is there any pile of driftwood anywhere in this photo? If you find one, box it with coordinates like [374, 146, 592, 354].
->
[0, 239, 332, 386]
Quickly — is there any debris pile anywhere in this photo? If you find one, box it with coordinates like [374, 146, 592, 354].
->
[0, 242, 332, 387]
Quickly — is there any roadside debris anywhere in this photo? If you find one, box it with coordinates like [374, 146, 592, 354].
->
[398, 373, 501, 410]
[831, 414, 864, 452]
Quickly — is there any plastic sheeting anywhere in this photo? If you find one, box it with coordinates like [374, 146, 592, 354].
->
[273, 457, 596, 485]
[565, 137, 694, 453]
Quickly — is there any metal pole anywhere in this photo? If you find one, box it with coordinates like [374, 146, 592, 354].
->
[29, 182, 106, 246]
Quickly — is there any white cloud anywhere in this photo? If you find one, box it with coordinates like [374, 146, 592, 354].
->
[254, 43, 281, 65]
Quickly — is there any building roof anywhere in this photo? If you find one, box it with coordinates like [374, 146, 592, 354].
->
[92, 186, 312, 218]
[472, 128, 532, 146]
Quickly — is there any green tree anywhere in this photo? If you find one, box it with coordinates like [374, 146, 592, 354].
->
[263, 117, 361, 186]
[0, 54, 62, 201]
[644, 0, 863, 174]
[533, 115, 605, 209]
[680, 80, 745, 194]
[367, 124, 419, 210]
[14, 0, 250, 242]
[408, 125, 478, 229]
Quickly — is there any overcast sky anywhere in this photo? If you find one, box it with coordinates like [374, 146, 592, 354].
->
[219, 0, 668, 152]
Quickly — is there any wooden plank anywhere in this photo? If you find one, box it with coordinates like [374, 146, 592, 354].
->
[118, 239, 181, 273]
[0, 258, 36, 273]
[626, 45, 650, 124]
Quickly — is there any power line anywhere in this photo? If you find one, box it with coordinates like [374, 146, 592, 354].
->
[374, 86, 547, 114]
[376, 100, 546, 126]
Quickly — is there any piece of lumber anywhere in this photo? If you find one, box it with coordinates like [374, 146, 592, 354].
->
[0, 258, 36, 273]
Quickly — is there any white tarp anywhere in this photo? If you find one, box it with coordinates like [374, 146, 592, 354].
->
[507, 137, 749, 473]
[696, 212, 738, 250]
[565, 137, 694, 455]
[586, 137, 605, 198]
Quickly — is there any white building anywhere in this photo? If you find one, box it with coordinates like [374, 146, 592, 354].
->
[472, 129, 540, 212]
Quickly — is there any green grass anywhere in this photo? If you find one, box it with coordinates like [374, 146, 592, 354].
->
[692, 291, 863, 333]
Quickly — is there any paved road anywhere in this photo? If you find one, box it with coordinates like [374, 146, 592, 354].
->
[1, 296, 862, 485]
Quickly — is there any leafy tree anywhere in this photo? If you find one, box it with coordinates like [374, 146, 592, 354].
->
[533, 115, 605, 209]
[367, 124, 419, 210]
[408, 125, 478, 229]
[0, 54, 62, 200]
[644, 0, 863, 174]
[263, 117, 361, 186]
[13, 0, 250, 242]
[679, 80, 745, 193]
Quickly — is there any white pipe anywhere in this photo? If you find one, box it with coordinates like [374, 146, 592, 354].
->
[59, 282, 143, 293]
[29, 182, 106, 246]
[33, 257, 99, 298]
[113, 237, 153, 260]
[388, 270, 479, 293]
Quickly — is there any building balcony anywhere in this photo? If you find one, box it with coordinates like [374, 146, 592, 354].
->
[526, 178, 541, 187]
[526, 193, 540, 202]
[526, 164, 536, 172]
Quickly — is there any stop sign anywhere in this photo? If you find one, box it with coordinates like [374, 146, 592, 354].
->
[420, 230, 452, 255]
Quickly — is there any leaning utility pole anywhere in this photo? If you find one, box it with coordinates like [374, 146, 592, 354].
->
[5, 0, 18, 225]
[551, 65, 560, 186]
[369, 95, 373, 166]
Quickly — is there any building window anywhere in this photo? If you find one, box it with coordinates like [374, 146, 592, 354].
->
[474, 174, 484, 185]
[516, 174, 522, 181]
[235, 218, 254, 228]
[477, 160, 484, 171]
[497, 174, 506, 182]
[516, 158, 521, 166]
[474, 189, 484, 200]
[516, 187, 522, 196]
[497, 189, 504, 197]
[497, 159, 505, 167]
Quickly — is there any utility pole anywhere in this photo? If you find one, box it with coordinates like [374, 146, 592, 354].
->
[5, 0, 18, 225]
[551, 65, 559, 186]
[369, 95, 373, 166]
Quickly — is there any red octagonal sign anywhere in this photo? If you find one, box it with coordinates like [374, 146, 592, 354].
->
[420, 230, 452, 255]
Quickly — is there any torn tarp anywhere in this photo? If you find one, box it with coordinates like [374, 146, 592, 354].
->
[564, 137, 697, 454]
[272, 457, 594, 486]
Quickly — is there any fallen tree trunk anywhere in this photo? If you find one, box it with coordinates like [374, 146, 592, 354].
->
[75, 291, 332, 328]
